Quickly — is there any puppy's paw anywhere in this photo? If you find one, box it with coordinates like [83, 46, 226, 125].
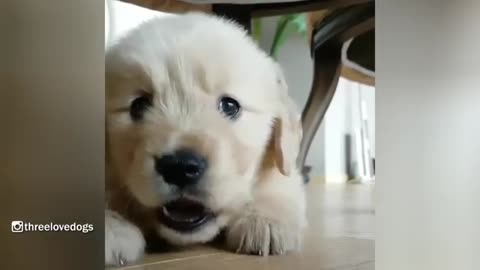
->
[226, 212, 302, 256]
[105, 210, 145, 267]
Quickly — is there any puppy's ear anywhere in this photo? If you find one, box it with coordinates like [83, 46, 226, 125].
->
[271, 66, 303, 176]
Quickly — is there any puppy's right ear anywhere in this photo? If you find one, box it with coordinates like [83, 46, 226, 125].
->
[270, 65, 303, 176]
[272, 97, 302, 176]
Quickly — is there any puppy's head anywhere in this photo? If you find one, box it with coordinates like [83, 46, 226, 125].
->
[106, 13, 301, 245]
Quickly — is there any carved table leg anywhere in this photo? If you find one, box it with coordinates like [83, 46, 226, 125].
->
[298, 45, 343, 175]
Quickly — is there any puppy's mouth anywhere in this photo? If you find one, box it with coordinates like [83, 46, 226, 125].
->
[157, 198, 214, 232]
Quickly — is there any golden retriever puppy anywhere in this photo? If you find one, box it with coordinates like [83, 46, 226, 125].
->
[105, 12, 306, 266]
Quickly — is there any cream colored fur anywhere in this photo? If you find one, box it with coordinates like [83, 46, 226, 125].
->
[105, 13, 306, 266]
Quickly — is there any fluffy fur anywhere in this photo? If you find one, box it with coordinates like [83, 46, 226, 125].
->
[105, 13, 306, 266]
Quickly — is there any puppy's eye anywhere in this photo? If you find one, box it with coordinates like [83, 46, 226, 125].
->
[218, 96, 241, 120]
[130, 94, 152, 121]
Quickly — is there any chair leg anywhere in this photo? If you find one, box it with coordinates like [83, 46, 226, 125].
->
[298, 45, 343, 174]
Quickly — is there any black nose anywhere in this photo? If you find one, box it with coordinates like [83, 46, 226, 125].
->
[155, 150, 207, 188]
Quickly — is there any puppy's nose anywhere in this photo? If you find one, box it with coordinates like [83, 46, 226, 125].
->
[155, 150, 207, 188]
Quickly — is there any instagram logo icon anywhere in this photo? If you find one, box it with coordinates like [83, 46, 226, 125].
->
[11, 221, 24, 233]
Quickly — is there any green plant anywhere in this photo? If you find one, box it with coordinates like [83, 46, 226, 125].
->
[252, 14, 308, 60]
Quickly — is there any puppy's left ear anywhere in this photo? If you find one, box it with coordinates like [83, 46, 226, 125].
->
[271, 66, 303, 176]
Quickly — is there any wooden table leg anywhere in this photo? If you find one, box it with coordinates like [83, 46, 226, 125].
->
[297, 44, 343, 171]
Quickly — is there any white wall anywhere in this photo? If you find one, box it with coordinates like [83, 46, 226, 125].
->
[324, 78, 351, 182]
[352, 83, 375, 157]
[106, 0, 172, 45]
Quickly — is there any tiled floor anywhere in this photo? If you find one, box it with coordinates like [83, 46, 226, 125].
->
[110, 181, 375, 270]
